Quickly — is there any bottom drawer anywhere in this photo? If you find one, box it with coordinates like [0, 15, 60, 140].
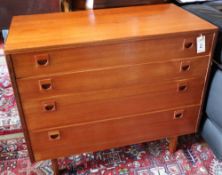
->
[30, 105, 200, 161]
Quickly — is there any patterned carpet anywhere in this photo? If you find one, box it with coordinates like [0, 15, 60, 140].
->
[0, 50, 222, 175]
[0, 61, 22, 135]
[0, 136, 222, 175]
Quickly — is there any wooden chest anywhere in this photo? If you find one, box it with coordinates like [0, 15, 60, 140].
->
[5, 4, 217, 164]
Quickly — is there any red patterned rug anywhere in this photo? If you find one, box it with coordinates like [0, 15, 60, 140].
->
[0, 135, 222, 175]
[0, 42, 22, 135]
[0, 63, 22, 135]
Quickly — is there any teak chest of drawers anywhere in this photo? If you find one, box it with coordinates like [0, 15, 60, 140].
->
[5, 3, 217, 174]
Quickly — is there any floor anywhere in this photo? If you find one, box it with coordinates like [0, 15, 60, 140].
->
[0, 47, 6, 64]
[1, 135, 222, 175]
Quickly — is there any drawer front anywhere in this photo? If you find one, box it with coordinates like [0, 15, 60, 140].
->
[23, 78, 204, 130]
[12, 33, 213, 78]
[30, 105, 200, 161]
[17, 56, 209, 100]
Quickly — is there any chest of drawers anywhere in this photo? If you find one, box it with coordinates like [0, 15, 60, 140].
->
[4, 3, 217, 173]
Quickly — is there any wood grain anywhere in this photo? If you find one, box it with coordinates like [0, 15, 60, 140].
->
[23, 78, 204, 130]
[195, 32, 218, 131]
[12, 34, 213, 78]
[16, 56, 209, 100]
[5, 56, 35, 162]
[30, 105, 200, 160]
[169, 137, 178, 153]
[4, 4, 217, 54]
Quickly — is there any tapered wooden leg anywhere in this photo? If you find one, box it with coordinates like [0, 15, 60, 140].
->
[169, 136, 178, 154]
[51, 159, 59, 175]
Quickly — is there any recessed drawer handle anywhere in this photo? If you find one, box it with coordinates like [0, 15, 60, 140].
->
[45, 104, 55, 111]
[180, 62, 191, 72]
[35, 54, 49, 67]
[184, 42, 193, 49]
[174, 110, 184, 119]
[39, 79, 53, 91]
[177, 82, 188, 92]
[41, 83, 51, 90]
[37, 59, 48, 66]
[43, 101, 56, 112]
[48, 131, 60, 141]
[182, 64, 190, 71]
[179, 85, 187, 92]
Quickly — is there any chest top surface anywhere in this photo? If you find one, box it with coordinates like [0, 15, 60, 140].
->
[5, 3, 217, 54]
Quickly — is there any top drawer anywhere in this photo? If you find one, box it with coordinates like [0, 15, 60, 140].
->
[12, 33, 214, 78]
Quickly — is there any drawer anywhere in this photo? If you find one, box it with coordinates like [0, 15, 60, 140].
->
[23, 78, 204, 130]
[30, 105, 200, 161]
[12, 33, 214, 78]
[17, 56, 209, 100]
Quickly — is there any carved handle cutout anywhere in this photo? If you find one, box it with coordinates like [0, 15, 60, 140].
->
[177, 82, 188, 92]
[39, 79, 53, 91]
[48, 131, 60, 141]
[35, 54, 49, 67]
[42, 83, 51, 90]
[180, 62, 191, 72]
[184, 42, 193, 49]
[174, 110, 184, 119]
[43, 101, 56, 112]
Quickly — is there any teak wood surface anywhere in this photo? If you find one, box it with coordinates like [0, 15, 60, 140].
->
[23, 78, 203, 130]
[17, 56, 209, 99]
[4, 3, 218, 174]
[4, 4, 217, 54]
[12, 33, 213, 78]
[31, 105, 200, 160]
